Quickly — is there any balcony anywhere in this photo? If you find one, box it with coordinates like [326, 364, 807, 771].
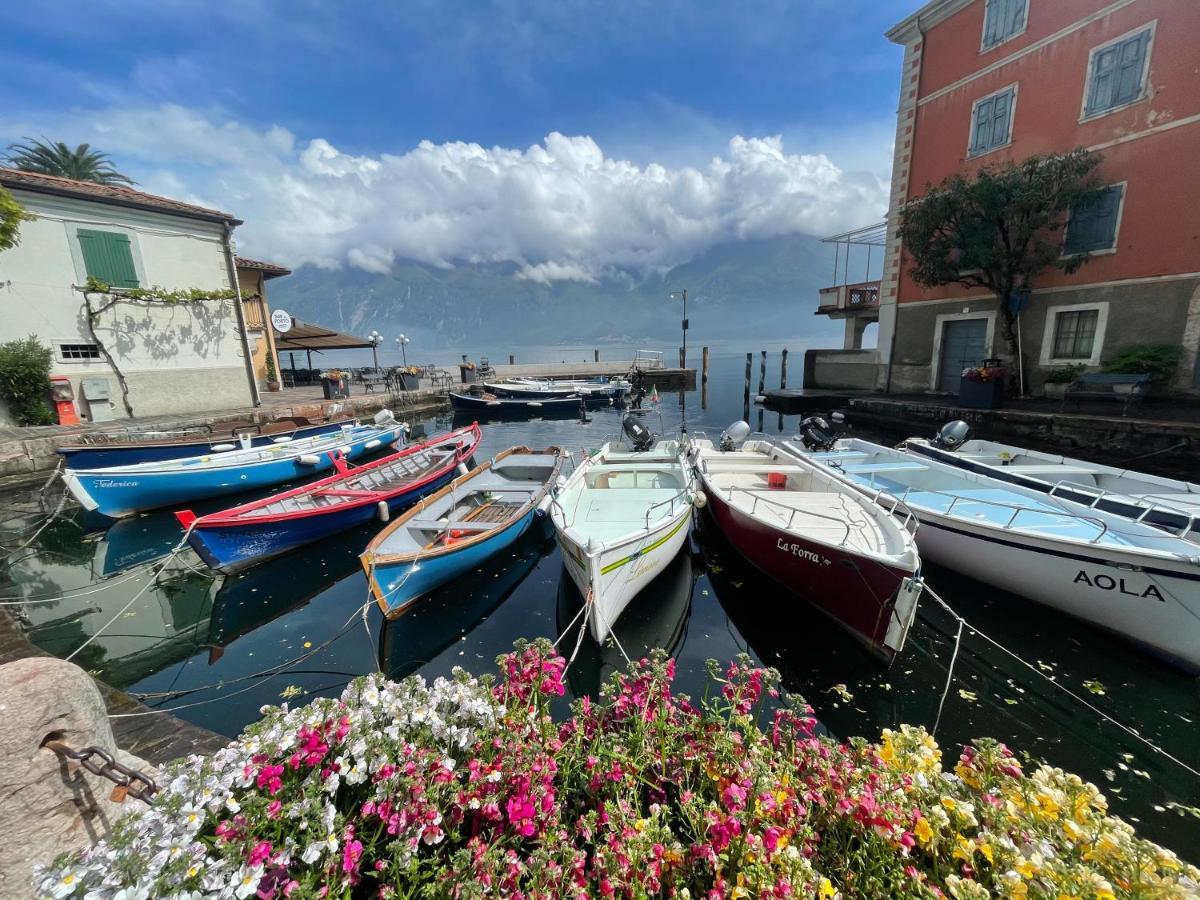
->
[816, 280, 881, 317]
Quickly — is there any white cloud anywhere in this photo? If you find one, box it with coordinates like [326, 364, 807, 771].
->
[11, 104, 890, 277]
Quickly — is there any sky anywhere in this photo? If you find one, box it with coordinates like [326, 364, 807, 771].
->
[0, 0, 915, 282]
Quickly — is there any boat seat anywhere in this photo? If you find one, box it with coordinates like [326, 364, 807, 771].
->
[405, 519, 497, 532]
[839, 462, 928, 474]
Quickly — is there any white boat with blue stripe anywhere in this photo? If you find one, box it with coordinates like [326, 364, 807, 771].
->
[786, 437, 1200, 672]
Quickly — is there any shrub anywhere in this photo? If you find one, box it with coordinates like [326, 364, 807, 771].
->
[37, 643, 1199, 899]
[0, 337, 53, 426]
[0, 185, 35, 252]
[1045, 363, 1087, 384]
[1102, 345, 1184, 385]
[265, 353, 278, 383]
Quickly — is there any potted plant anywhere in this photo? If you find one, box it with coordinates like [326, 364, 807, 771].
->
[397, 365, 421, 391]
[958, 362, 1007, 409]
[264, 354, 281, 392]
[1101, 345, 1184, 394]
[1042, 364, 1085, 400]
[320, 369, 349, 399]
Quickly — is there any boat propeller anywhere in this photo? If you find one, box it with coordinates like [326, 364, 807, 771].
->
[622, 414, 656, 452]
[797, 416, 838, 451]
[932, 419, 970, 450]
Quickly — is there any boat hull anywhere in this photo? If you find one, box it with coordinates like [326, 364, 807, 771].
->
[702, 482, 917, 663]
[449, 392, 584, 416]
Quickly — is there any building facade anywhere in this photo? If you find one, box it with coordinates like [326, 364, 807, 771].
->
[236, 256, 291, 389]
[876, 0, 1200, 395]
[0, 169, 260, 424]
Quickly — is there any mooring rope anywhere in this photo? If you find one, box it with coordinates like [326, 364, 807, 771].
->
[922, 583, 1200, 780]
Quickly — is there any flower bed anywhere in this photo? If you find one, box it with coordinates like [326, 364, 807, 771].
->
[40, 642, 1197, 898]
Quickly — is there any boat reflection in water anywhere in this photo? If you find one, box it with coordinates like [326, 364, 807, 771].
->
[555, 544, 696, 698]
[92, 511, 191, 576]
[378, 527, 555, 681]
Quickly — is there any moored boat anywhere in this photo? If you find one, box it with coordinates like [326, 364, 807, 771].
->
[449, 391, 585, 417]
[691, 427, 922, 662]
[789, 436, 1200, 672]
[63, 413, 407, 519]
[177, 424, 482, 574]
[550, 419, 696, 643]
[361, 447, 566, 617]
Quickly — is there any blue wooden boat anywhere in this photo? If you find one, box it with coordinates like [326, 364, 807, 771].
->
[56, 416, 349, 469]
[63, 414, 407, 519]
[449, 391, 585, 417]
[177, 424, 482, 574]
[361, 446, 565, 618]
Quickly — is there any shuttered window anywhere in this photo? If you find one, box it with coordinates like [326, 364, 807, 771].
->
[969, 87, 1014, 155]
[1052, 310, 1100, 359]
[982, 0, 1027, 49]
[1065, 185, 1123, 254]
[1085, 29, 1150, 116]
[77, 229, 139, 288]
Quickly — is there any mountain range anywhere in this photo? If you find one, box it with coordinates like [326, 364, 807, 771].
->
[267, 233, 853, 349]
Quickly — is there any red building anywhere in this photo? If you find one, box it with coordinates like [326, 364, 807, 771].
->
[871, 0, 1200, 395]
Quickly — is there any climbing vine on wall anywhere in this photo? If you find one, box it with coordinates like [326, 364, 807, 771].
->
[0, 186, 35, 252]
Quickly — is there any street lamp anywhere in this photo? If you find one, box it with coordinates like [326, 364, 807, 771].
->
[395, 334, 410, 368]
[668, 289, 688, 368]
[368, 330, 382, 370]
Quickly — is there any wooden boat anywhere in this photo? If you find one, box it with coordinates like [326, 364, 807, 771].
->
[790, 437, 1200, 672]
[449, 391, 585, 416]
[177, 424, 482, 574]
[690, 433, 922, 662]
[361, 447, 566, 617]
[56, 415, 350, 469]
[481, 382, 581, 400]
[550, 431, 696, 643]
[903, 426, 1200, 543]
[63, 414, 407, 519]
[486, 379, 627, 403]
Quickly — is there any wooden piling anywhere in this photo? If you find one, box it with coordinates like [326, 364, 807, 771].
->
[743, 353, 752, 415]
[680, 347, 685, 368]
[509, 354, 515, 365]
[758, 350, 766, 395]
[594, 349, 600, 362]
[780, 349, 788, 389]
[701, 346, 710, 385]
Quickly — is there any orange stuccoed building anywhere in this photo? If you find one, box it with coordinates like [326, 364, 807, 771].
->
[871, 0, 1200, 396]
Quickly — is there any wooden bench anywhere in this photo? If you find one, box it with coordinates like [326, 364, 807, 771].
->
[1061, 373, 1150, 417]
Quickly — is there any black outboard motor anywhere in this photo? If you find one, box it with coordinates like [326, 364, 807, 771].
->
[622, 413, 655, 451]
[797, 416, 838, 451]
[931, 419, 970, 451]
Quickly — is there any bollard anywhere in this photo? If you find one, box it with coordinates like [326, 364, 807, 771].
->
[781, 349, 788, 390]
[758, 351, 766, 396]
[701, 346, 710, 386]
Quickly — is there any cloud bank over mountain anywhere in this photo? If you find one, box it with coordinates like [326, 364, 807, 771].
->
[48, 105, 888, 281]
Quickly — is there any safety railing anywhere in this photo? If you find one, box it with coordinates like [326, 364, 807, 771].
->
[1049, 481, 1197, 538]
[633, 349, 665, 369]
[724, 484, 854, 547]
[643, 485, 694, 529]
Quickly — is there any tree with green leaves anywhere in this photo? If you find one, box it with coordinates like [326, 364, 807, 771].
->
[5, 138, 135, 186]
[898, 148, 1106, 388]
[0, 185, 34, 252]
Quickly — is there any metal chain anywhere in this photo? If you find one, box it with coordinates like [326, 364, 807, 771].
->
[43, 739, 158, 805]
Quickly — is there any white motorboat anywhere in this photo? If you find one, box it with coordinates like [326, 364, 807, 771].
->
[550, 418, 696, 642]
[904, 422, 1200, 543]
[690, 425, 922, 662]
[786, 436, 1200, 672]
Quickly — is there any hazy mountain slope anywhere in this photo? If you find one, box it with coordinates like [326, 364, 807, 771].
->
[268, 234, 845, 347]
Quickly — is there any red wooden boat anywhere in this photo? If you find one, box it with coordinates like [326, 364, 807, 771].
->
[177, 424, 482, 574]
[690, 434, 923, 663]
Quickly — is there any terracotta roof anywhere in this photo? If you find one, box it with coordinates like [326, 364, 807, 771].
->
[0, 167, 242, 225]
[236, 256, 292, 279]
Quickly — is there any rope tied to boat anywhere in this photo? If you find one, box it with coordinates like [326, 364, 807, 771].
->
[922, 583, 1200, 781]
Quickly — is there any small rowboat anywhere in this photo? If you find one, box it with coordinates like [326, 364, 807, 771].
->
[551, 431, 696, 643]
[63, 414, 407, 519]
[177, 424, 482, 574]
[362, 447, 566, 618]
[691, 431, 922, 663]
[56, 415, 350, 469]
[449, 391, 584, 416]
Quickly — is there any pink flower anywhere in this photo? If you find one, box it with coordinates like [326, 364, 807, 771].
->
[506, 794, 537, 837]
[256, 764, 285, 795]
[341, 839, 364, 878]
[248, 840, 272, 867]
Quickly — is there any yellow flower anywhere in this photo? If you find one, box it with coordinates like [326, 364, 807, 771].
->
[978, 842, 995, 865]
[818, 877, 838, 898]
[1015, 859, 1038, 879]
[914, 817, 934, 846]
[634, 819, 647, 832]
[941, 796, 958, 812]
[1096, 891, 1116, 900]
[953, 835, 977, 862]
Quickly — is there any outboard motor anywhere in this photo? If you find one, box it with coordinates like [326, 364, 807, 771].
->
[718, 420, 751, 452]
[622, 413, 656, 452]
[797, 416, 838, 451]
[373, 408, 396, 426]
[932, 419, 970, 451]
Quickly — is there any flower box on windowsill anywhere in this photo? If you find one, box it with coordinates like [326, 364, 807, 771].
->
[959, 376, 1005, 409]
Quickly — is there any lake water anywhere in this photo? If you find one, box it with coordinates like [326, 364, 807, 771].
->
[2, 343, 1196, 858]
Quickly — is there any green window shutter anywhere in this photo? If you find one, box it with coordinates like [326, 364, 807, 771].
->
[78, 229, 139, 288]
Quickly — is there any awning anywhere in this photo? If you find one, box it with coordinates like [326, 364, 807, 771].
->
[273, 317, 375, 350]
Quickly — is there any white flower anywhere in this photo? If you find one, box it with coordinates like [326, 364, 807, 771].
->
[47, 869, 82, 899]
[233, 865, 263, 899]
[300, 843, 322, 865]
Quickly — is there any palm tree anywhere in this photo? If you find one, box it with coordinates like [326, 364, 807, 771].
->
[4, 138, 135, 186]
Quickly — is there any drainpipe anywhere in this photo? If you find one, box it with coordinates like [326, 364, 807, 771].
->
[222, 221, 262, 408]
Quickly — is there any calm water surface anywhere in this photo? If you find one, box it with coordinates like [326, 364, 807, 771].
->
[2, 345, 1197, 858]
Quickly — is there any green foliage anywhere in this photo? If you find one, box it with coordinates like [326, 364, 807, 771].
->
[265, 352, 278, 382]
[5, 138, 135, 186]
[1102, 344, 1184, 384]
[1044, 363, 1087, 384]
[0, 337, 54, 426]
[0, 185, 34, 252]
[83, 276, 239, 305]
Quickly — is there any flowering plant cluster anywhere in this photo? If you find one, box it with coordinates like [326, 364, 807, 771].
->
[961, 364, 1007, 383]
[39, 641, 1197, 899]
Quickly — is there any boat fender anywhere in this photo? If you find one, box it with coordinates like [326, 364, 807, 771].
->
[377, 500, 390, 522]
[529, 401, 542, 408]
[692, 492, 708, 509]
[298, 454, 321, 465]
[210, 443, 236, 452]
[441, 529, 466, 546]
[487, 401, 501, 407]
[340, 445, 352, 456]
[365, 439, 381, 449]
[457, 462, 471, 477]
[272, 436, 293, 444]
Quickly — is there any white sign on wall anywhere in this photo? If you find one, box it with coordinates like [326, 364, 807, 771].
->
[271, 309, 293, 333]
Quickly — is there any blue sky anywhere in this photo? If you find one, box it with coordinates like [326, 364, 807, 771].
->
[0, 1, 916, 276]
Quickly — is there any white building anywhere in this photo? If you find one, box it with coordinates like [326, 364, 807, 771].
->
[0, 168, 260, 425]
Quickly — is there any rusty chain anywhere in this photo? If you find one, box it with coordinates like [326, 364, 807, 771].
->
[43, 739, 158, 805]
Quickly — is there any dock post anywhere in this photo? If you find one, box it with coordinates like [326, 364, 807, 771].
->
[679, 347, 685, 368]
[701, 346, 710, 385]
[758, 351, 766, 395]
[780, 349, 788, 389]
[743, 353, 752, 418]
[594, 349, 599, 362]
[509, 354, 515, 365]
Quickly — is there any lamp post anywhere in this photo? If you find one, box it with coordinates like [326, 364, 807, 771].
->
[368, 330, 382, 370]
[395, 334, 410, 368]
[669, 289, 688, 368]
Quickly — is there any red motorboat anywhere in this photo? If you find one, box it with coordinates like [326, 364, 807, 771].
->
[690, 434, 923, 663]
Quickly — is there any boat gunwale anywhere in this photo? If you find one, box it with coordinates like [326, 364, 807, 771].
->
[55, 416, 350, 455]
